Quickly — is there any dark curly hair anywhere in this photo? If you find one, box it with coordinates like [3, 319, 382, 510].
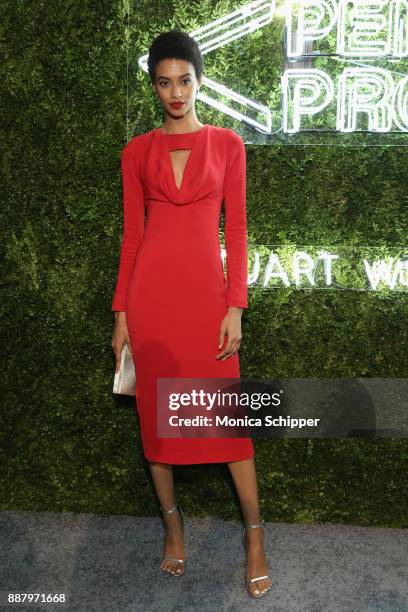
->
[147, 29, 204, 83]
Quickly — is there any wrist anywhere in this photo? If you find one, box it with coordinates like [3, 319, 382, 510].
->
[228, 306, 243, 314]
[114, 310, 127, 321]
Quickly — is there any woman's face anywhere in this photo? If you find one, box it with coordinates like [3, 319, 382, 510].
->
[153, 58, 201, 119]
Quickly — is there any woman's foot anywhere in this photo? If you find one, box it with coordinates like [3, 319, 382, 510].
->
[244, 523, 272, 597]
[160, 504, 185, 576]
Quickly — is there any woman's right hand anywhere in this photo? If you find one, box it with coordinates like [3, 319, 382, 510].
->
[112, 311, 132, 373]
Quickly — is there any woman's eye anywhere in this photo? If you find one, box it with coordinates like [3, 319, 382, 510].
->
[158, 79, 191, 87]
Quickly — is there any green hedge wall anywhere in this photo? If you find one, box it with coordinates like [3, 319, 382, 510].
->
[1, 0, 407, 527]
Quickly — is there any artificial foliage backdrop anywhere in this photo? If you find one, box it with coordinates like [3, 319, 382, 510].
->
[1, 0, 407, 527]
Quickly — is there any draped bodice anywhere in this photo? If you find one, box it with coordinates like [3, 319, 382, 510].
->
[143, 124, 223, 206]
[111, 123, 249, 312]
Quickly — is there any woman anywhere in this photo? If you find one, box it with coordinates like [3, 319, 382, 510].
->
[111, 29, 272, 599]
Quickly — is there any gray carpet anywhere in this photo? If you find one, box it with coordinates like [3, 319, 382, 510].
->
[1, 510, 407, 612]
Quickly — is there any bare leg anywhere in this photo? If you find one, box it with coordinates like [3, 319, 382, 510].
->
[227, 457, 272, 596]
[149, 461, 185, 575]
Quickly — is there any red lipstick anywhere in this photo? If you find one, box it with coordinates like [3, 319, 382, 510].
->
[170, 102, 185, 109]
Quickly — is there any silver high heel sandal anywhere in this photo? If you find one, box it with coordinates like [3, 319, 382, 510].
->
[242, 519, 272, 598]
[160, 502, 185, 576]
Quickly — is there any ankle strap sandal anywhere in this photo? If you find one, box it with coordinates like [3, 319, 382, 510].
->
[242, 519, 272, 598]
[160, 502, 185, 575]
[242, 518, 265, 537]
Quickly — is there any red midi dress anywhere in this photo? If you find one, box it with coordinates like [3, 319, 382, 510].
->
[112, 123, 254, 464]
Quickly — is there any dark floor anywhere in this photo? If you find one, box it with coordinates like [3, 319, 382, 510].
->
[1, 510, 407, 612]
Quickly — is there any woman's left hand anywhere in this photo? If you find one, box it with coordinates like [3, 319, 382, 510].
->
[216, 307, 243, 360]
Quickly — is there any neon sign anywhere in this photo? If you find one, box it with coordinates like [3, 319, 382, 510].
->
[135, 0, 408, 135]
[285, 0, 403, 58]
[220, 246, 408, 290]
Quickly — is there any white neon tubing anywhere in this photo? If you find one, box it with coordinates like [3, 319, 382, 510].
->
[248, 250, 262, 285]
[336, 66, 394, 131]
[263, 253, 291, 287]
[137, 0, 275, 133]
[337, 0, 393, 57]
[392, 0, 408, 56]
[363, 256, 407, 289]
[317, 250, 340, 284]
[282, 69, 334, 132]
[392, 74, 408, 129]
[293, 251, 316, 285]
[286, 0, 339, 57]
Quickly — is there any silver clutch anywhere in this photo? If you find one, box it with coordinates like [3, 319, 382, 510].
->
[113, 343, 136, 396]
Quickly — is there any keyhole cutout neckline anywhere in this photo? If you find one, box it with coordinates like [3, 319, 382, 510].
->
[169, 149, 191, 191]
[158, 124, 209, 195]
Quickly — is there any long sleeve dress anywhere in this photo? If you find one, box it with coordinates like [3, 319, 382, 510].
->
[111, 124, 254, 464]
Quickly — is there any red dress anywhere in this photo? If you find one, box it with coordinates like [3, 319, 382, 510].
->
[112, 124, 254, 464]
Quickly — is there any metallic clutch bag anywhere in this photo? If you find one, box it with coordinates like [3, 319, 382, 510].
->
[113, 343, 136, 396]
